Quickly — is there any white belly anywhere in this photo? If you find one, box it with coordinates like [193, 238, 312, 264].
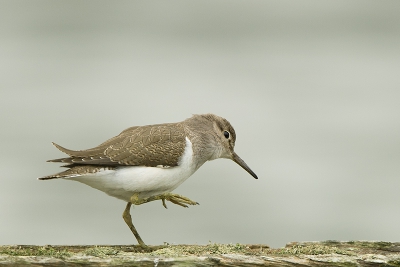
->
[66, 138, 197, 202]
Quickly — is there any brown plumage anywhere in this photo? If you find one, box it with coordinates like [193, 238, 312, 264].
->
[47, 123, 186, 166]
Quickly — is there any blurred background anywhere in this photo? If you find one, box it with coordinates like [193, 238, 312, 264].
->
[1, 0, 399, 248]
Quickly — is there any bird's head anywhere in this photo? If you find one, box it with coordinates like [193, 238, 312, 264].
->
[204, 114, 258, 180]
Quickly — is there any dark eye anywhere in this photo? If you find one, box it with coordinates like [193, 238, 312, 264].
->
[223, 131, 230, 139]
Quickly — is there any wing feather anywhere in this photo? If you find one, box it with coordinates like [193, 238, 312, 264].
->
[48, 123, 186, 167]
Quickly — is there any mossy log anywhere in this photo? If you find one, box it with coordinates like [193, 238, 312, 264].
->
[1, 241, 400, 266]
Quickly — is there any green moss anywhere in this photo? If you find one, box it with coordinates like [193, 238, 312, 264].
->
[82, 246, 119, 257]
[143, 242, 360, 257]
[269, 244, 353, 256]
[388, 259, 400, 267]
[149, 243, 249, 257]
[0, 245, 71, 258]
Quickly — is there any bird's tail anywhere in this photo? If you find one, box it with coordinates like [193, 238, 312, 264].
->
[38, 175, 58, 180]
[38, 167, 79, 180]
[38, 165, 115, 180]
[38, 171, 69, 180]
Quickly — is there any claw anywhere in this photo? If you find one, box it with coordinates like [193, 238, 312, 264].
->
[169, 198, 189, 208]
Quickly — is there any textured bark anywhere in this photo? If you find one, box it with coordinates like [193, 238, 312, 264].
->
[1, 241, 400, 266]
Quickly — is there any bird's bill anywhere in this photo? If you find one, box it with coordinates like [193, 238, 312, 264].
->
[232, 152, 258, 179]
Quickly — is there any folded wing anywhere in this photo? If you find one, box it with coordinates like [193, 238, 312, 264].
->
[48, 123, 186, 167]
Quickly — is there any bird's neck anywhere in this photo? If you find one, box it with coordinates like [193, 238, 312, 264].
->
[181, 120, 221, 171]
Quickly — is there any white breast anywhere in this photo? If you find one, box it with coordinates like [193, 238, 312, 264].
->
[67, 137, 197, 202]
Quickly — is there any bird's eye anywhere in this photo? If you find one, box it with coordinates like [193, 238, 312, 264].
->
[223, 131, 230, 139]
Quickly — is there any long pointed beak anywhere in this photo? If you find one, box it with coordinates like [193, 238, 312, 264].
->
[232, 152, 258, 179]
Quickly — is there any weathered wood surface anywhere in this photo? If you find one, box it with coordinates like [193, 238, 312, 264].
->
[1, 241, 400, 266]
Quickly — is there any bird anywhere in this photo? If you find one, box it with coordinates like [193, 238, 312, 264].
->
[39, 113, 258, 246]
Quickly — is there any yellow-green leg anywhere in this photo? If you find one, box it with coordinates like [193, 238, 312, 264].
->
[125, 193, 198, 245]
[122, 202, 146, 247]
[130, 193, 199, 209]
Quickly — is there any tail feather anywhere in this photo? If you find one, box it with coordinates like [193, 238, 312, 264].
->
[38, 165, 115, 180]
[38, 167, 82, 180]
[47, 157, 74, 163]
[39, 142, 118, 180]
[38, 175, 59, 180]
[38, 172, 66, 180]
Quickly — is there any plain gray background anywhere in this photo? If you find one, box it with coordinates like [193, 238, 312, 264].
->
[1, 1, 400, 248]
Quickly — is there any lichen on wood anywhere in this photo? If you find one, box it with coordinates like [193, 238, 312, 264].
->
[1, 241, 400, 266]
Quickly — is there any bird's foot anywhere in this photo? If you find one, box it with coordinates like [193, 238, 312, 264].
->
[130, 193, 199, 209]
[160, 193, 199, 209]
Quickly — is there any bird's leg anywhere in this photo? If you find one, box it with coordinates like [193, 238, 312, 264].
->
[122, 202, 146, 247]
[130, 192, 199, 209]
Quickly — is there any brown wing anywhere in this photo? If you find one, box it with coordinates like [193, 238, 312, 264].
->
[48, 123, 186, 167]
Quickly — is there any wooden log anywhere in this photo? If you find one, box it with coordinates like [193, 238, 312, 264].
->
[1, 241, 400, 266]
